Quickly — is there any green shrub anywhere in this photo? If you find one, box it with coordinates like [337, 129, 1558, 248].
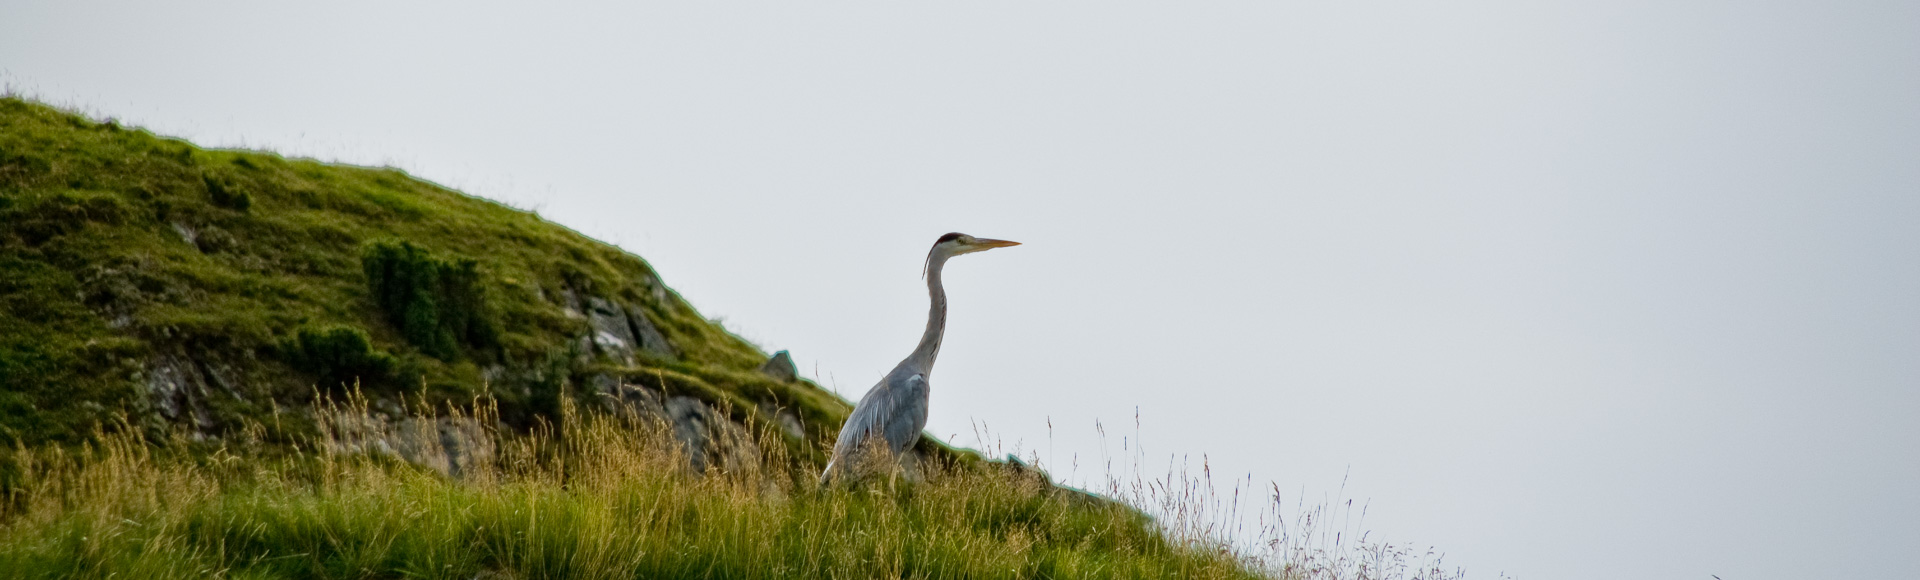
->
[362, 240, 499, 360]
[203, 174, 251, 211]
[0, 192, 127, 246]
[281, 325, 396, 389]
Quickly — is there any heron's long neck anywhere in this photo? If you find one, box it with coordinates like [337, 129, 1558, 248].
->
[908, 254, 950, 373]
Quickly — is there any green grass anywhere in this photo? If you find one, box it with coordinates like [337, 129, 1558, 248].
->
[0, 96, 847, 456]
[0, 398, 1263, 580]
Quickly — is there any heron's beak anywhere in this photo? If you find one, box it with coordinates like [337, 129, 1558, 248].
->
[972, 238, 1021, 250]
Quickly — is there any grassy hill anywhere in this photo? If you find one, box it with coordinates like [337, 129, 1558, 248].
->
[0, 95, 857, 457]
[0, 98, 1292, 579]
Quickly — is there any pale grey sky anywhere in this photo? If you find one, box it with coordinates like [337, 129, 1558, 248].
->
[6, 1, 1917, 578]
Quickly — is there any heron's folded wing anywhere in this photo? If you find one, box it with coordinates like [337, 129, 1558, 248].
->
[831, 380, 892, 460]
[881, 373, 929, 454]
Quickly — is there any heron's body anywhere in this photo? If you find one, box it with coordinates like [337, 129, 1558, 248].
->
[821, 233, 1018, 483]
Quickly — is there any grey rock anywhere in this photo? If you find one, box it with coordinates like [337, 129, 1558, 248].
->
[758, 400, 806, 440]
[142, 353, 221, 434]
[414, 416, 495, 478]
[552, 278, 676, 363]
[558, 292, 675, 363]
[665, 396, 714, 470]
[624, 304, 675, 357]
[758, 350, 797, 382]
[586, 372, 620, 399]
[320, 410, 496, 479]
[606, 381, 667, 420]
[143, 357, 189, 420]
[583, 296, 638, 364]
[590, 376, 765, 474]
[665, 396, 761, 474]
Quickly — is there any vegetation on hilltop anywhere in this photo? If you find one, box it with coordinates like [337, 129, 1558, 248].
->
[0, 96, 849, 459]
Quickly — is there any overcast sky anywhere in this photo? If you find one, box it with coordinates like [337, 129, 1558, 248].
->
[6, 1, 1918, 578]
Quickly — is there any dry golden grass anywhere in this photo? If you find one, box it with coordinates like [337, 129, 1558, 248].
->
[0, 393, 1268, 579]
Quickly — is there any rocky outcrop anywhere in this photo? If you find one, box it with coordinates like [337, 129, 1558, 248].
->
[141, 353, 221, 434]
[753, 352, 808, 439]
[759, 400, 806, 440]
[139, 347, 256, 438]
[758, 350, 797, 382]
[625, 303, 674, 357]
[561, 289, 677, 365]
[665, 395, 762, 473]
[592, 374, 763, 474]
[319, 411, 496, 478]
[125, 280, 786, 477]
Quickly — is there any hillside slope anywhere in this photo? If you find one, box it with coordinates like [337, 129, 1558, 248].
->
[0, 97, 867, 467]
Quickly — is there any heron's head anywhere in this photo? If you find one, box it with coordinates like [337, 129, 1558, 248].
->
[925, 232, 1019, 276]
[933, 232, 1021, 256]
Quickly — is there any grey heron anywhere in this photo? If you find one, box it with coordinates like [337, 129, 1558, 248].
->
[820, 232, 1020, 483]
